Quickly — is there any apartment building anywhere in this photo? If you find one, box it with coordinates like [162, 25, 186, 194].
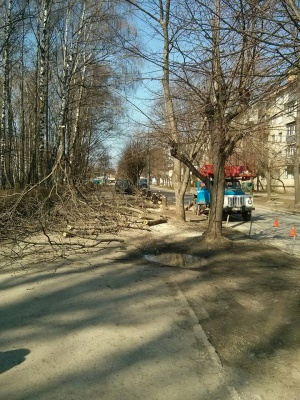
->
[254, 77, 298, 193]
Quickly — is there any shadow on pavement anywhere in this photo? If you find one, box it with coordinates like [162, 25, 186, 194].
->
[0, 349, 30, 374]
[1, 223, 300, 399]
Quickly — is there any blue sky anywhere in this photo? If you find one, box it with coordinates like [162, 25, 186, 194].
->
[108, 13, 164, 164]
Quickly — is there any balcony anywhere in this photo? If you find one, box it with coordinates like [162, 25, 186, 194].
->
[285, 155, 295, 165]
[286, 134, 296, 145]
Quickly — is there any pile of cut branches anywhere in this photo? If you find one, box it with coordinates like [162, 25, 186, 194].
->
[0, 184, 167, 269]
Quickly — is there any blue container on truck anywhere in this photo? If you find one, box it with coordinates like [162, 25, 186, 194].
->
[196, 181, 210, 207]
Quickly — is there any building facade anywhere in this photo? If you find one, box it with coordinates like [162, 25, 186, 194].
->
[251, 78, 298, 193]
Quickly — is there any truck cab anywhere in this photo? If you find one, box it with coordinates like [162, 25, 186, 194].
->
[223, 179, 253, 221]
[195, 172, 254, 222]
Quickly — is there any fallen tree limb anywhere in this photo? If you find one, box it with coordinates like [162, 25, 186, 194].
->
[143, 217, 167, 226]
[185, 201, 195, 211]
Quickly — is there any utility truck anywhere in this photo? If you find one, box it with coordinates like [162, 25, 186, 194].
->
[195, 165, 255, 221]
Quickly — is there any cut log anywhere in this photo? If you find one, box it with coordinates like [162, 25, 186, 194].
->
[143, 217, 167, 226]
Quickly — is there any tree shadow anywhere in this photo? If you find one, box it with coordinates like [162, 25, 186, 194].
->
[138, 229, 300, 397]
[1, 227, 300, 399]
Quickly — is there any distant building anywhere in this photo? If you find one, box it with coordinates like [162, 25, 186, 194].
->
[260, 78, 297, 192]
[233, 77, 298, 193]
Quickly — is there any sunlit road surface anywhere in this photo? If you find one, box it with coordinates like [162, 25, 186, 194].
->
[225, 206, 300, 258]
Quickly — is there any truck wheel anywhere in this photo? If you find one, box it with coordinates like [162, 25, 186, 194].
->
[242, 211, 251, 222]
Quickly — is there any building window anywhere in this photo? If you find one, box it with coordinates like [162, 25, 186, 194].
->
[283, 169, 288, 179]
[285, 101, 296, 115]
[287, 165, 294, 177]
[272, 134, 275, 142]
[287, 123, 296, 136]
[278, 132, 282, 142]
[286, 145, 295, 156]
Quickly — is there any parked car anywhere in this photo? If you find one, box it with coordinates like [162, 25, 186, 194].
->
[139, 178, 148, 188]
[115, 179, 133, 194]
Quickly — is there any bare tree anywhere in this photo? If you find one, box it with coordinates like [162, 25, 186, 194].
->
[37, 0, 52, 181]
[0, 0, 135, 189]
[124, 0, 208, 222]
[117, 137, 147, 186]
[0, 0, 13, 188]
[124, 0, 277, 243]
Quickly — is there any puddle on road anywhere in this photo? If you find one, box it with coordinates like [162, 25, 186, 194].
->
[144, 253, 208, 269]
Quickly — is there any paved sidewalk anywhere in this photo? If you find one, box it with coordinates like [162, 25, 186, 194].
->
[252, 192, 300, 214]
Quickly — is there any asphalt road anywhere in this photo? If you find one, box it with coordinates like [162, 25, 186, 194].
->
[2, 187, 299, 400]
[0, 236, 231, 400]
[226, 206, 300, 258]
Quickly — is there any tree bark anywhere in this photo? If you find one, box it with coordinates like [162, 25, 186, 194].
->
[0, 0, 13, 188]
[38, 0, 51, 181]
[159, 0, 187, 221]
[202, 118, 226, 241]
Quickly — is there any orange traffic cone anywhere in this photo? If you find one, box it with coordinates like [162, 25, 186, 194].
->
[289, 225, 296, 237]
[273, 217, 279, 227]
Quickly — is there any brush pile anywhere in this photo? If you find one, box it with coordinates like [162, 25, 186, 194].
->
[0, 184, 168, 268]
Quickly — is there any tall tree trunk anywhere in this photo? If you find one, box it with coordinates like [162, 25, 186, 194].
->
[160, 0, 187, 221]
[0, 0, 12, 188]
[202, 0, 226, 241]
[203, 118, 226, 241]
[0, 78, 7, 189]
[38, 0, 51, 181]
[49, 7, 72, 178]
[70, 63, 86, 180]
[19, 15, 26, 188]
